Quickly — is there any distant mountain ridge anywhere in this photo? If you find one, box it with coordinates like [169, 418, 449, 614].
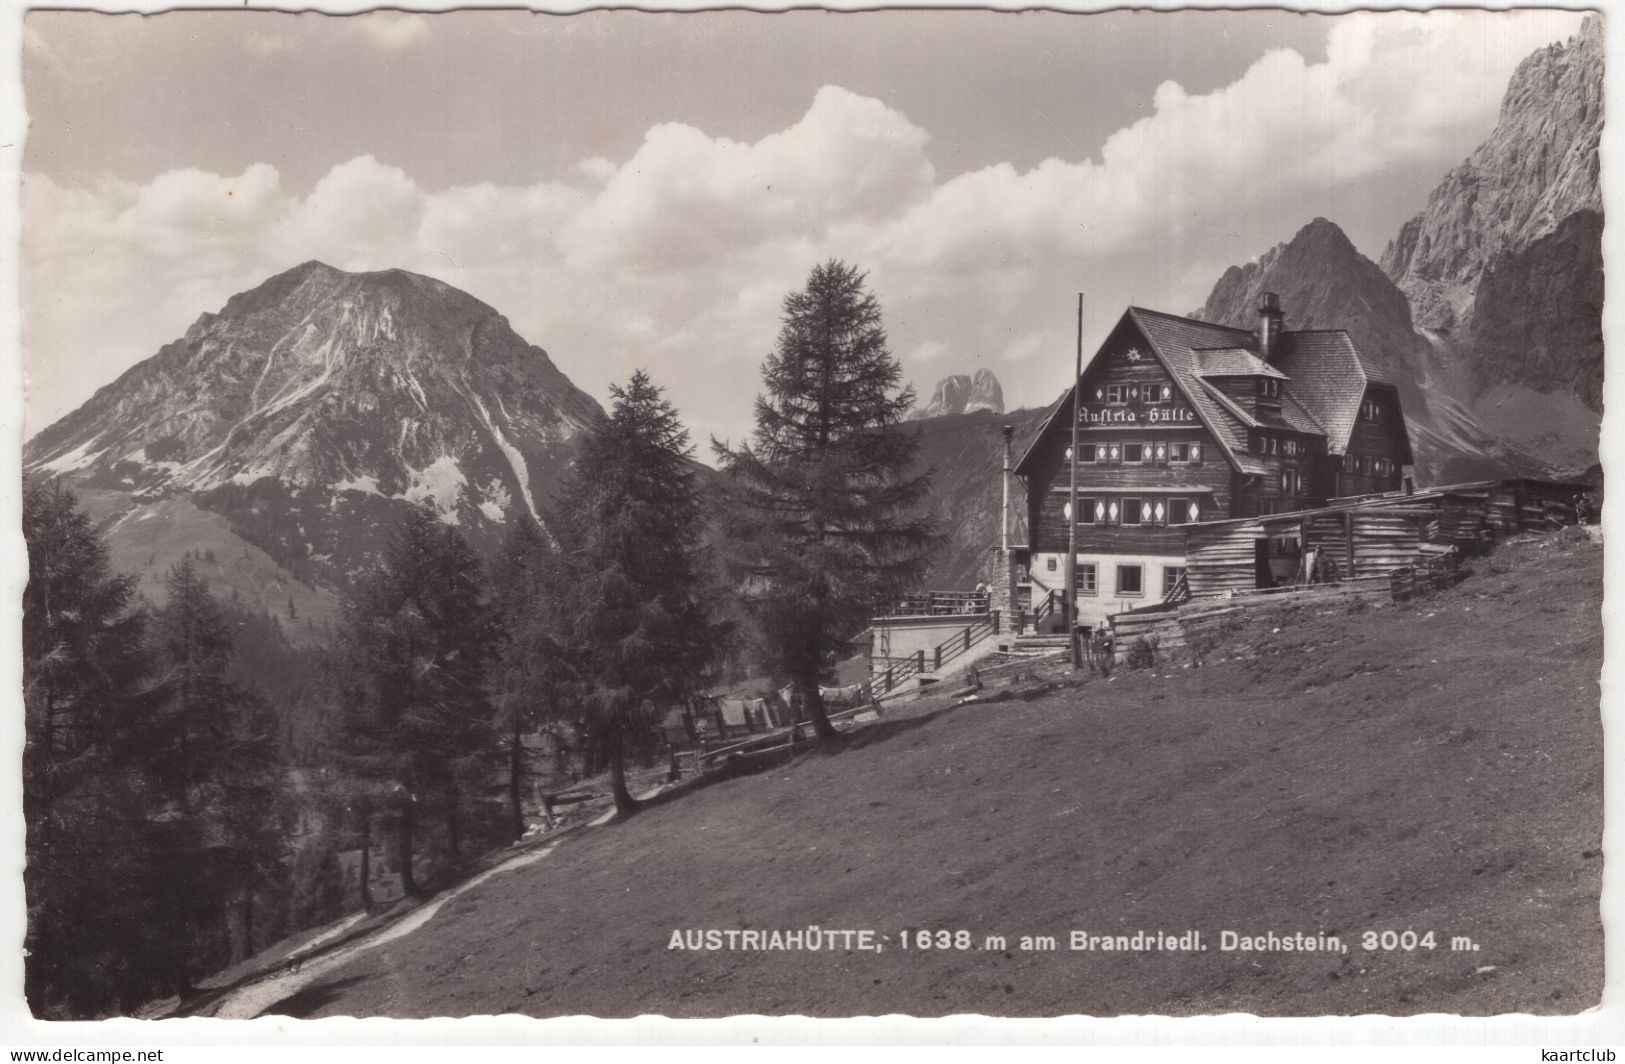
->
[25, 262, 605, 630]
[909, 368, 1004, 420]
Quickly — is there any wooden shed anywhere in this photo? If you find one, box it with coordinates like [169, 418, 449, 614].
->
[1182, 478, 1586, 599]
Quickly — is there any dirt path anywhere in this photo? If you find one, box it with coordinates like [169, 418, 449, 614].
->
[210, 794, 648, 1019]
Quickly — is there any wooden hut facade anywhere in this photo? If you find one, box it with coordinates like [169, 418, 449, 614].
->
[1010, 292, 1415, 630]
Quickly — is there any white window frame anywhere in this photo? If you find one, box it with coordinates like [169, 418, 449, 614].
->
[1163, 566, 1188, 596]
[1076, 562, 1098, 596]
[1105, 384, 1129, 405]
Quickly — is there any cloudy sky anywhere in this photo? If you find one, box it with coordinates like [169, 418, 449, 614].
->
[20, 8, 1587, 451]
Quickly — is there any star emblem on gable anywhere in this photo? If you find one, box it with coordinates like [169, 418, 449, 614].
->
[1125, 347, 1144, 362]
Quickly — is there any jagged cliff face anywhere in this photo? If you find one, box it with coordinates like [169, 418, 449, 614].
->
[1381, 16, 1602, 337]
[910, 368, 1005, 420]
[1197, 16, 1602, 484]
[25, 262, 604, 600]
[1468, 208, 1603, 409]
[1379, 14, 1602, 469]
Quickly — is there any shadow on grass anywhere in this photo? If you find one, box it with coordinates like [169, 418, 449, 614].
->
[262, 975, 372, 1020]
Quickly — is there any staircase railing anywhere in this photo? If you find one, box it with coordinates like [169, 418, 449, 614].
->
[1021, 574, 1058, 634]
[931, 613, 999, 673]
[871, 653, 925, 697]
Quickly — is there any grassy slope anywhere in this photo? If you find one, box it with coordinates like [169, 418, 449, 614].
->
[295, 532, 1600, 1019]
[905, 406, 1046, 588]
[73, 486, 341, 645]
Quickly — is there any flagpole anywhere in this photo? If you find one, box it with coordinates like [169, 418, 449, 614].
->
[1067, 292, 1083, 669]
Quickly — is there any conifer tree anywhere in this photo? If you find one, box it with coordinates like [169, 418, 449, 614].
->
[335, 504, 496, 892]
[715, 261, 938, 738]
[489, 515, 577, 838]
[23, 480, 160, 1015]
[558, 371, 726, 815]
[149, 561, 287, 968]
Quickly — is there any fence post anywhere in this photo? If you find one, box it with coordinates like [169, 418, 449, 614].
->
[964, 628, 972, 653]
[934, 645, 942, 670]
[916, 650, 925, 673]
[992, 609, 1001, 634]
[884, 665, 893, 693]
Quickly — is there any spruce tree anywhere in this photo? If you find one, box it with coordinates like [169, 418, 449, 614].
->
[23, 480, 160, 1015]
[489, 515, 577, 838]
[335, 504, 496, 892]
[715, 261, 938, 738]
[149, 561, 287, 969]
[558, 371, 725, 816]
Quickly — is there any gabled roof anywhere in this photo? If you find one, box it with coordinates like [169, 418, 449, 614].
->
[1014, 308, 1408, 475]
[1271, 330, 1396, 456]
[1193, 348, 1289, 379]
[1014, 307, 1261, 477]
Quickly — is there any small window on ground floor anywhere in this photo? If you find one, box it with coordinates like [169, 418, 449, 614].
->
[1163, 566, 1188, 596]
[1117, 564, 1144, 596]
[1076, 562, 1098, 595]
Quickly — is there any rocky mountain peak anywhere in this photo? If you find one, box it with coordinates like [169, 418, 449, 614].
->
[910, 367, 1005, 420]
[1196, 217, 1424, 386]
[1380, 15, 1602, 333]
[24, 262, 604, 585]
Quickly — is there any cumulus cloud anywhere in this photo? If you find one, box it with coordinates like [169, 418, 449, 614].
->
[22, 11, 1584, 444]
[559, 85, 935, 272]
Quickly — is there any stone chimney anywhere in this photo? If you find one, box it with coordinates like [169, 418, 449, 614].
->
[1257, 291, 1285, 360]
